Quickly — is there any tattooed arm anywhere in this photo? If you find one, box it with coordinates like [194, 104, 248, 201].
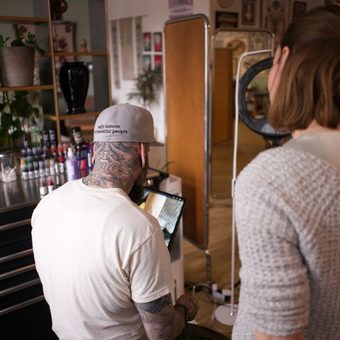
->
[135, 293, 198, 340]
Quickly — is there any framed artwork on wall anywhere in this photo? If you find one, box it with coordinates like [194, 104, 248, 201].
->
[261, 0, 287, 36]
[215, 11, 238, 29]
[143, 32, 152, 52]
[153, 32, 162, 52]
[52, 21, 76, 89]
[52, 21, 76, 53]
[143, 54, 152, 70]
[242, 0, 256, 26]
[292, 1, 307, 20]
[169, 0, 193, 18]
[154, 55, 162, 72]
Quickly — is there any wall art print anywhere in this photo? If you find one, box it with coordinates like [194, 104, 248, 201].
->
[261, 0, 287, 36]
[242, 0, 256, 26]
[215, 11, 239, 29]
[143, 32, 152, 52]
[153, 32, 162, 52]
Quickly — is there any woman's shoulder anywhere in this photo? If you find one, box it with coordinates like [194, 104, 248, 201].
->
[237, 145, 339, 190]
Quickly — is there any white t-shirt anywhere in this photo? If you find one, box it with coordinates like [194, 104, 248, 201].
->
[31, 179, 174, 340]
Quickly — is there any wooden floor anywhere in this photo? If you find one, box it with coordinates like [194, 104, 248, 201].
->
[182, 122, 267, 338]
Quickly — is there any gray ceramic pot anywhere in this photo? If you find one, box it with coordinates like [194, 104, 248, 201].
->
[0, 46, 35, 86]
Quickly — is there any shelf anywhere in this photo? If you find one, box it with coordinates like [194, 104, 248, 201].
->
[0, 0, 111, 147]
[0, 85, 55, 92]
[0, 16, 48, 24]
[44, 112, 101, 121]
[53, 51, 108, 57]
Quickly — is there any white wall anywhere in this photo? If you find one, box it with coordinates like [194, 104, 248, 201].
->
[107, 0, 210, 146]
[106, 0, 324, 168]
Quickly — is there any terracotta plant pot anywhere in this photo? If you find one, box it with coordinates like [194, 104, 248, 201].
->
[0, 46, 35, 86]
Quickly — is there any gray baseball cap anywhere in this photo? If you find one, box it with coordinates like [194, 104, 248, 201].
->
[93, 103, 160, 145]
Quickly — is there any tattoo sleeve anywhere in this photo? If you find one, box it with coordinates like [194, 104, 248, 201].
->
[135, 293, 185, 340]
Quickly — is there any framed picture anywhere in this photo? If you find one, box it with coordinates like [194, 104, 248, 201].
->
[261, 0, 287, 36]
[169, 0, 193, 18]
[14, 23, 36, 40]
[52, 21, 76, 91]
[215, 11, 238, 29]
[143, 54, 152, 70]
[242, 0, 256, 26]
[292, 1, 307, 20]
[154, 55, 162, 72]
[143, 32, 152, 52]
[153, 32, 162, 52]
[52, 21, 76, 53]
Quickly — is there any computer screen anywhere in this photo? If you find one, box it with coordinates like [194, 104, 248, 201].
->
[140, 188, 185, 251]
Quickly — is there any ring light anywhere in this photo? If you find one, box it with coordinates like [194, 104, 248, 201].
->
[238, 57, 290, 144]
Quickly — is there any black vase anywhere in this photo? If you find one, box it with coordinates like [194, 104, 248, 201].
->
[59, 61, 89, 114]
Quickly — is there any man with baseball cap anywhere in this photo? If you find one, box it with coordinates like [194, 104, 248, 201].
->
[31, 104, 198, 339]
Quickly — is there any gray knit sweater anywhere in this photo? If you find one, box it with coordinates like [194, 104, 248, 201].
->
[232, 136, 340, 339]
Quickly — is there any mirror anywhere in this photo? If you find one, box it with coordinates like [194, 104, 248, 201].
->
[211, 29, 274, 199]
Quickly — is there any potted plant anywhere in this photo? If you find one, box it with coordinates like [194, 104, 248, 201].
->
[0, 90, 40, 152]
[0, 32, 45, 87]
[127, 66, 163, 106]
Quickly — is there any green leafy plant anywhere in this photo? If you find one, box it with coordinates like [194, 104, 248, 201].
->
[127, 67, 162, 106]
[0, 32, 45, 55]
[0, 91, 40, 151]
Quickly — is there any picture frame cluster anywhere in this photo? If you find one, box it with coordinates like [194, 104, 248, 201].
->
[143, 32, 163, 72]
[215, 0, 308, 35]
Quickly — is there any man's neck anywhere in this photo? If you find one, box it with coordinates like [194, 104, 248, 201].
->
[82, 171, 132, 192]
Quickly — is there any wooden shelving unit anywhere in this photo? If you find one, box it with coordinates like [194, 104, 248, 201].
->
[44, 111, 100, 121]
[54, 51, 107, 57]
[0, 85, 54, 91]
[0, 15, 49, 23]
[0, 0, 112, 145]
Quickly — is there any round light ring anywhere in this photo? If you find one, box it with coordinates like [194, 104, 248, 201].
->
[238, 57, 290, 141]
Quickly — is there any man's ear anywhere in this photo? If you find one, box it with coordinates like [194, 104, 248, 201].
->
[140, 143, 146, 168]
[92, 143, 96, 165]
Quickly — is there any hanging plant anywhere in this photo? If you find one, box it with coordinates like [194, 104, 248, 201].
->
[127, 66, 162, 106]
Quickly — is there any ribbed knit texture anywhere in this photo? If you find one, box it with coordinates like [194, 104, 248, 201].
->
[232, 146, 340, 339]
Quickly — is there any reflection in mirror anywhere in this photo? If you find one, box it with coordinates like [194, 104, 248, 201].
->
[211, 29, 273, 199]
[238, 57, 290, 145]
[244, 67, 270, 121]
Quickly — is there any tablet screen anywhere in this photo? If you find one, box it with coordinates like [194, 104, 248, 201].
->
[140, 188, 185, 250]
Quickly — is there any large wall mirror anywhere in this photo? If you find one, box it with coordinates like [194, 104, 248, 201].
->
[210, 29, 274, 199]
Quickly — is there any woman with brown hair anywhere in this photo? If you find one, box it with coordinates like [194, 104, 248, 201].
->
[233, 5, 340, 340]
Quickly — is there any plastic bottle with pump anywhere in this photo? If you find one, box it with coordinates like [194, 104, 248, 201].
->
[65, 147, 78, 181]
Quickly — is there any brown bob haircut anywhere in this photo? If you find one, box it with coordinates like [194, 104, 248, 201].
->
[269, 5, 340, 132]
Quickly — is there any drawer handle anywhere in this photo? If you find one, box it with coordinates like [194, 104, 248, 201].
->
[0, 264, 36, 281]
[0, 278, 41, 297]
[0, 249, 33, 264]
[0, 295, 45, 316]
[0, 218, 32, 231]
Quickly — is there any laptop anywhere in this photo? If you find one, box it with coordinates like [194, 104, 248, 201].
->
[140, 187, 185, 251]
